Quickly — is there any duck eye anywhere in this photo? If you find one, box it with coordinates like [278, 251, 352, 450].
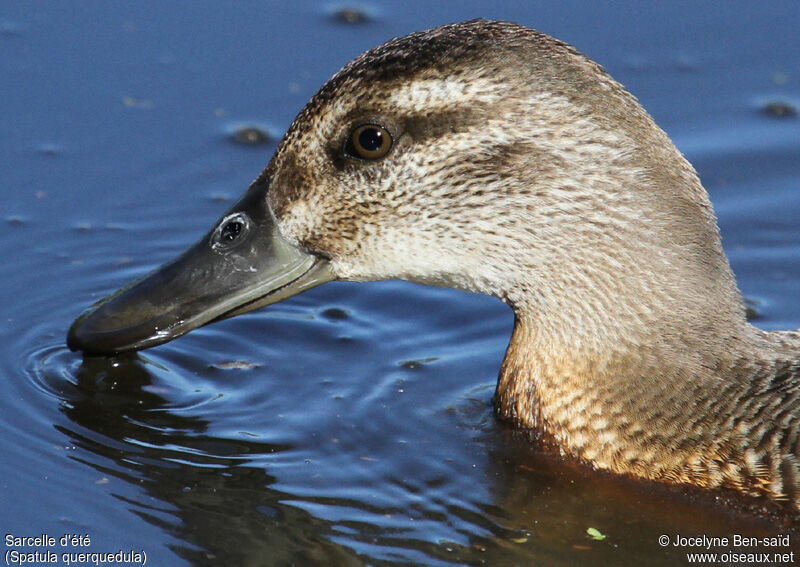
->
[345, 124, 392, 160]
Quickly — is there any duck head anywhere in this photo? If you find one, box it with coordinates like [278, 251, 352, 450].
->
[68, 19, 745, 362]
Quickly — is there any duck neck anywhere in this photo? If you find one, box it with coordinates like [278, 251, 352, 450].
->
[494, 310, 798, 500]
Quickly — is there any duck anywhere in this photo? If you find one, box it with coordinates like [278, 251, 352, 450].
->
[68, 19, 800, 513]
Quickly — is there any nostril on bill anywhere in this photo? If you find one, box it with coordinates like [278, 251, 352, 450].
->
[212, 212, 251, 249]
[221, 219, 244, 241]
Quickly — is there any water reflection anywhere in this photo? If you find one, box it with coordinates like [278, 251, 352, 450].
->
[480, 431, 798, 566]
[49, 350, 798, 566]
[58, 355, 363, 566]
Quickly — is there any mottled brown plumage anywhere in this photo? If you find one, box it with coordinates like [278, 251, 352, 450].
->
[265, 20, 800, 512]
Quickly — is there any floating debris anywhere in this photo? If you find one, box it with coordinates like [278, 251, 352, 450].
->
[671, 54, 699, 72]
[36, 143, 63, 157]
[623, 55, 651, 73]
[321, 307, 349, 320]
[230, 125, 271, 146]
[586, 527, 607, 541]
[0, 21, 23, 38]
[762, 100, 797, 118]
[122, 96, 154, 109]
[772, 72, 788, 86]
[209, 192, 230, 203]
[508, 529, 531, 544]
[331, 6, 371, 24]
[399, 357, 437, 369]
[211, 360, 262, 370]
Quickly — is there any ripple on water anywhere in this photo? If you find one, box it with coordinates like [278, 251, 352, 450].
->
[11, 271, 797, 566]
[21, 336, 294, 474]
[26, 343, 82, 401]
[11, 287, 527, 564]
[28, 343, 217, 412]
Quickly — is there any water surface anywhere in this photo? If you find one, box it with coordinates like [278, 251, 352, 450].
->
[2, 1, 799, 565]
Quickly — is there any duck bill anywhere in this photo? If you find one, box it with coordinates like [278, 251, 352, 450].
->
[67, 183, 332, 356]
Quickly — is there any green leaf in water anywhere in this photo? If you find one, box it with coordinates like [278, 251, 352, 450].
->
[586, 527, 607, 541]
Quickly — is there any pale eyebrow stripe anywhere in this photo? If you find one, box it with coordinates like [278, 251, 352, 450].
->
[384, 78, 505, 112]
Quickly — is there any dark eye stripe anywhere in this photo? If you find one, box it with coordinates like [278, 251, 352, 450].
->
[345, 124, 393, 160]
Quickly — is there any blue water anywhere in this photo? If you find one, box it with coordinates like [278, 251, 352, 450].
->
[2, 2, 799, 565]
